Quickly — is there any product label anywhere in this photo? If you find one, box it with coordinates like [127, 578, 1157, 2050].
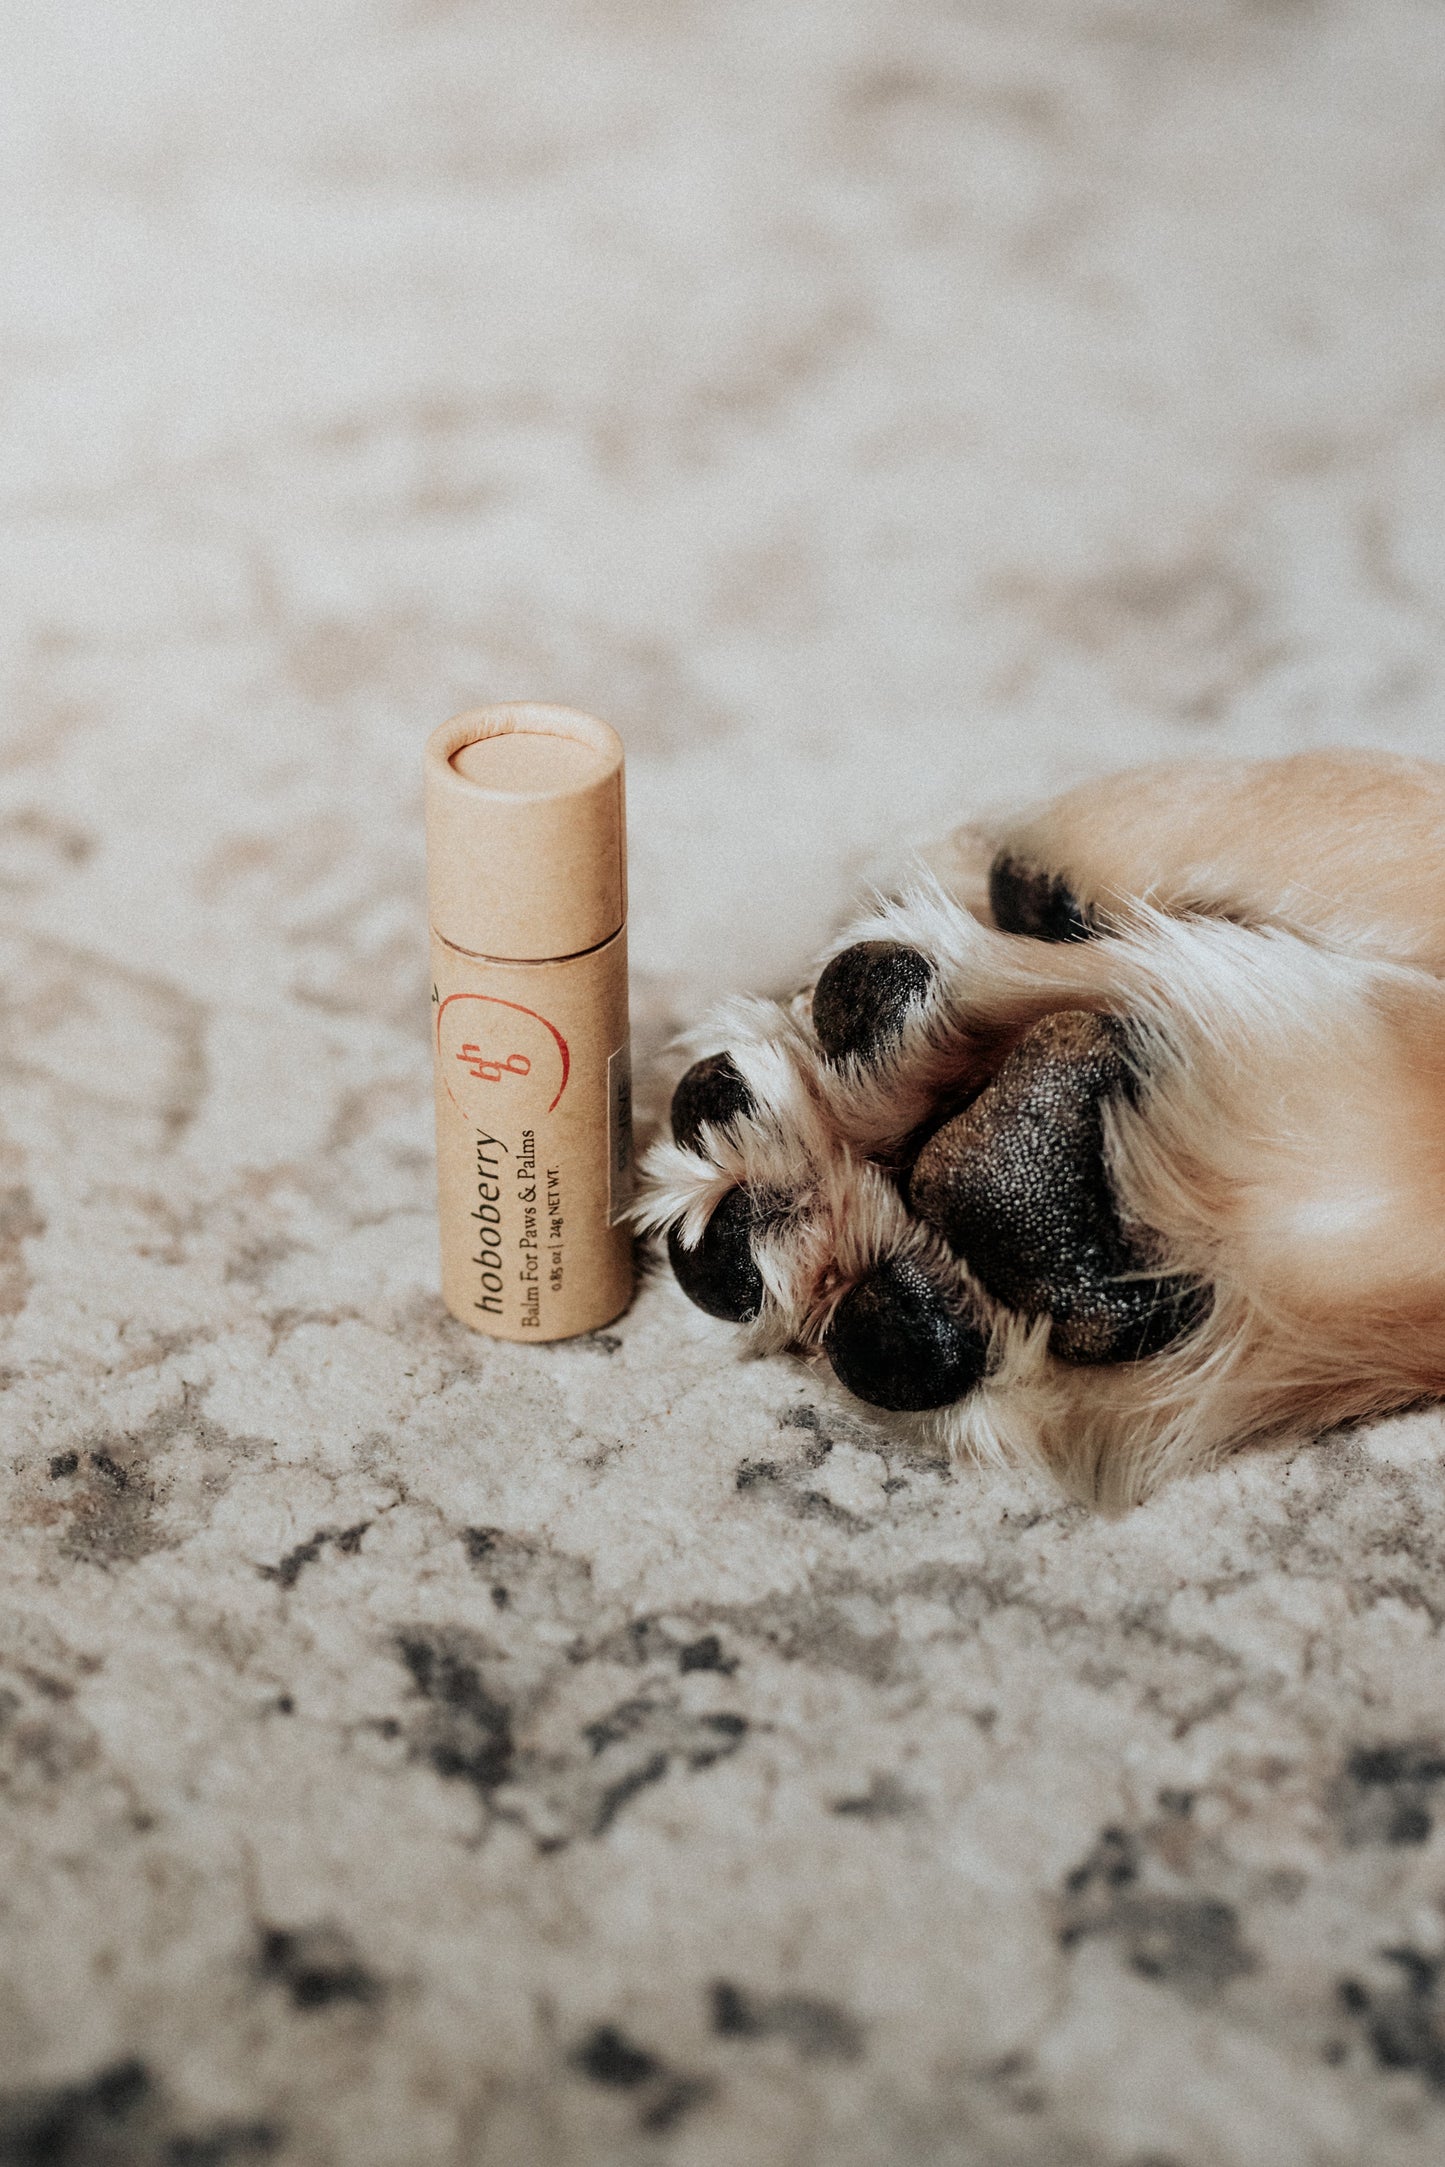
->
[431, 930, 632, 1341]
[607, 1042, 634, 1225]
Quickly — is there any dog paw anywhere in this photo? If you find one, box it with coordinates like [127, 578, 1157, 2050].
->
[640, 752, 1445, 1499]
[637, 890, 1208, 1447]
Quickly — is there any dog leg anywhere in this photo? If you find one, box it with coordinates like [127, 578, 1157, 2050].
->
[981, 748, 1445, 969]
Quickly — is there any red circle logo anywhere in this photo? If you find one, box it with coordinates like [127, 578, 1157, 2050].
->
[437, 994, 570, 1123]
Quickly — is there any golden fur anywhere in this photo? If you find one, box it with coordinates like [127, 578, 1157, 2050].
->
[638, 751, 1445, 1505]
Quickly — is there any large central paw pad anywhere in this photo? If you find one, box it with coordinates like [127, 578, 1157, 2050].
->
[909, 1012, 1205, 1363]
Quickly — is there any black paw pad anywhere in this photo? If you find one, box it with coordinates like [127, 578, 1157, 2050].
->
[989, 854, 1094, 943]
[1077, 1276, 1212, 1363]
[670, 1052, 756, 1152]
[824, 1258, 987, 1412]
[909, 1011, 1206, 1364]
[667, 1187, 765, 1323]
[812, 942, 934, 1065]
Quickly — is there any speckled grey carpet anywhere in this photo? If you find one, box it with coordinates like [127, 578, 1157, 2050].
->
[4, 3, 1445, 2162]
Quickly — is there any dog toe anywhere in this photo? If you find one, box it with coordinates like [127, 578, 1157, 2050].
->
[824, 1256, 988, 1411]
[812, 940, 935, 1064]
[667, 1186, 766, 1322]
[670, 1051, 756, 1151]
[988, 852, 1094, 943]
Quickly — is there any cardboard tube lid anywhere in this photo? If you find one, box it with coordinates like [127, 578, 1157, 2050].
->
[425, 705, 626, 961]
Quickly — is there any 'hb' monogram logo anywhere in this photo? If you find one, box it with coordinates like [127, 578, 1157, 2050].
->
[437, 993, 571, 1118]
[456, 1045, 532, 1084]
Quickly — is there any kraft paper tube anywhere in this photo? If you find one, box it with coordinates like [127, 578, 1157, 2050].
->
[425, 704, 633, 1341]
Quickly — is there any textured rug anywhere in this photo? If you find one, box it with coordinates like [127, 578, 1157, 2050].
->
[4, 3, 1445, 2162]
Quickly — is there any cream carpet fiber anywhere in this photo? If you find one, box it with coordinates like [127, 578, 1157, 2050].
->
[3, 3, 1445, 2161]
